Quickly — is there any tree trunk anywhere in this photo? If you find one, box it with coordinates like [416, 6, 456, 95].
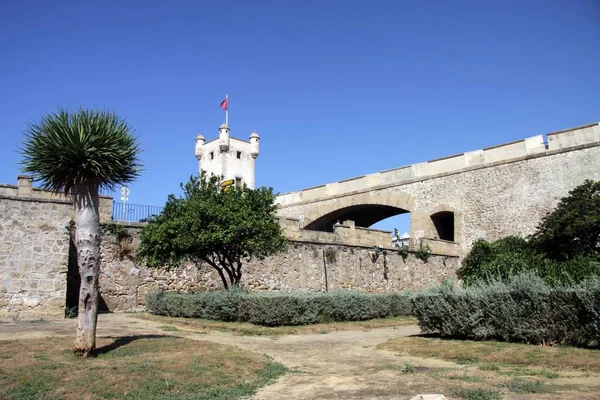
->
[73, 184, 100, 357]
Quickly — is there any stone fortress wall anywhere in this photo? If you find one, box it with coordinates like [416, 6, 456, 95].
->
[1, 122, 599, 318]
[98, 224, 458, 312]
[276, 123, 600, 257]
[0, 176, 113, 319]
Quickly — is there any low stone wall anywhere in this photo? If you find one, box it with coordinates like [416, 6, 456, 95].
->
[98, 225, 459, 311]
[0, 196, 72, 319]
[0, 175, 113, 222]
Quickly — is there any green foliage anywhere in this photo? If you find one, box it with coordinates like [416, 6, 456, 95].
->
[400, 361, 417, 374]
[137, 172, 287, 289]
[460, 238, 600, 286]
[459, 236, 536, 285]
[506, 378, 552, 394]
[100, 222, 131, 241]
[397, 245, 409, 261]
[412, 272, 600, 346]
[146, 290, 413, 326]
[460, 180, 600, 285]
[20, 108, 142, 193]
[530, 179, 600, 260]
[415, 245, 432, 263]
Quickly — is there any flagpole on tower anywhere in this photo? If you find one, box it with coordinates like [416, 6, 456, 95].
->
[220, 94, 229, 125]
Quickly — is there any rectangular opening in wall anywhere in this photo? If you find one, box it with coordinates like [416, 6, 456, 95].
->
[210, 152, 214, 160]
[235, 177, 242, 187]
[236, 151, 242, 159]
[431, 211, 455, 242]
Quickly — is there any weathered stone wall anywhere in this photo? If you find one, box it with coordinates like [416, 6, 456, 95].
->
[98, 225, 458, 311]
[276, 124, 600, 258]
[0, 196, 71, 319]
[0, 175, 113, 222]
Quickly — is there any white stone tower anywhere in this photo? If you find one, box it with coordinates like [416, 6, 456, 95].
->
[195, 123, 260, 189]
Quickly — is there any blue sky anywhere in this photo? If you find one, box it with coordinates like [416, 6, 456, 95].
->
[1, 0, 599, 233]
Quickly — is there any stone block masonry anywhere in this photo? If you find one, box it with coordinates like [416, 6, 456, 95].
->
[276, 123, 600, 258]
[0, 196, 71, 319]
[0, 175, 114, 319]
[98, 224, 458, 311]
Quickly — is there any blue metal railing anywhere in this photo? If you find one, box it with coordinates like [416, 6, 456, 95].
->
[112, 201, 163, 222]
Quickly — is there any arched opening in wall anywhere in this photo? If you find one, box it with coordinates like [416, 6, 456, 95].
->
[372, 213, 411, 247]
[431, 211, 455, 241]
[303, 204, 411, 246]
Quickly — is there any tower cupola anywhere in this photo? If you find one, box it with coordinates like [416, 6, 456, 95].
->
[249, 131, 260, 159]
[194, 133, 205, 160]
[219, 123, 230, 152]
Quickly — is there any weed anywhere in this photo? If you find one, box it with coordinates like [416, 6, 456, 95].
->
[401, 361, 417, 374]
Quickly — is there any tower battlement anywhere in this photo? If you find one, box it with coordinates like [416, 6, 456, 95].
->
[195, 123, 260, 189]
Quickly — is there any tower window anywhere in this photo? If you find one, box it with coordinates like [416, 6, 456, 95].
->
[235, 177, 242, 187]
[236, 151, 242, 159]
[210, 152, 214, 160]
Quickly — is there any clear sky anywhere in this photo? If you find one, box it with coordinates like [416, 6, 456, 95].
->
[1, 0, 599, 233]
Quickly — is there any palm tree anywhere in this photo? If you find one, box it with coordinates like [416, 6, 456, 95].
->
[21, 109, 142, 357]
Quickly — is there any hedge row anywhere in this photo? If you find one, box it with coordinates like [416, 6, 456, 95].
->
[146, 290, 413, 326]
[412, 272, 600, 346]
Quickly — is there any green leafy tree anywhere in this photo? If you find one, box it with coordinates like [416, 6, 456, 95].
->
[137, 172, 287, 289]
[529, 180, 600, 260]
[21, 109, 142, 357]
[458, 236, 537, 285]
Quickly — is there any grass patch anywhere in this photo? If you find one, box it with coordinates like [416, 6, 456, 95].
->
[158, 324, 180, 332]
[0, 335, 286, 399]
[135, 313, 416, 336]
[446, 373, 486, 383]
[506, 378, 553, 394]
[378, 336, 600, 372]
[451, 387, 502, 400]
[497, 365, 559, 379]
[478, 362, 501, 371]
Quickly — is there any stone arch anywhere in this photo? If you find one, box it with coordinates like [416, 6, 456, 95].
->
[303, 192, 415, 232]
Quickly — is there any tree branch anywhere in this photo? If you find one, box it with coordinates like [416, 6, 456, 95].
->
[202, 255, 229, 290]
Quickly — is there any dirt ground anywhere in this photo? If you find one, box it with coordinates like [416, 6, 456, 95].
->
[1, 313, 599, 400]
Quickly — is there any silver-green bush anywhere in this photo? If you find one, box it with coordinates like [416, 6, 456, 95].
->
[412, 272, 600, 346]
[146, 290, 413, 326]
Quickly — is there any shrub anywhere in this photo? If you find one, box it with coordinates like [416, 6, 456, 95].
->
[412, 272, 600, 346]
[146, 289, 243, 321]
[459, 237, 600, 286]
[459, 236, 536, 285]
[529, 179, 600, 261]
[146, 290, 413, 326]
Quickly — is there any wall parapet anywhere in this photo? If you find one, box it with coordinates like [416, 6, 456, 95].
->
[420, 238, 460, 257]
[276, 122, 600, 207]
[1, 175, 113, 222]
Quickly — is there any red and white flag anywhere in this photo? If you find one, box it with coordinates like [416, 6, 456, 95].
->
[220, 96, 228, 111]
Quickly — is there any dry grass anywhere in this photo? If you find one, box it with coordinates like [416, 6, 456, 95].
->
[0, 335, 286, 400]
[135, 313, 416, 336]
[378, 336, 600, 372]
